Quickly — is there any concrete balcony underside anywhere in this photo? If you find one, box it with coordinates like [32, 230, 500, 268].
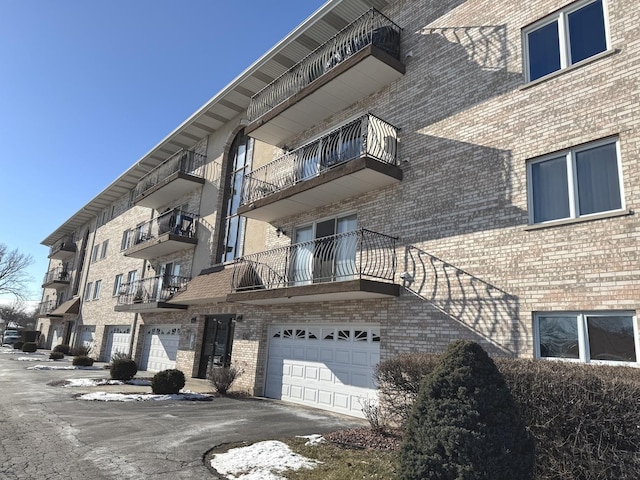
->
[134, 172, 205, 210]
[123, 233, 197, 260]
[245, 46, 405, 146]
[238, 156, 402, 222]
[114, 301, 188, 313]
[226, 279, 399, 305]
[48, 245, 76, 261]
[41, 279, 70, 290]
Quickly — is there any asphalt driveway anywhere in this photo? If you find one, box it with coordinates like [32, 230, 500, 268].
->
[0, 349, 364, 479]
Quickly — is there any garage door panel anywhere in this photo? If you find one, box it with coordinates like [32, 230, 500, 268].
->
[140, 325, 180, 372]
[266, 324, 380, 418]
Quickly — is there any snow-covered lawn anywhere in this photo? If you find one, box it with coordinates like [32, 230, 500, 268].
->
[63, 378, 151, 387]
[211, 438, 321, 480]
[78, 391, 213, 402]
[27, 364, 103, 370]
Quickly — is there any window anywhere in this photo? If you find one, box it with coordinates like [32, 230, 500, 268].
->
[113, 274, 123, 296]
[90, 245, 99, 263]
[527, 138, 623, 224]
[100, 240, 108, 259]
[84, 282, 93, 301]
[93, 280, 102, 300]
[291, 213, 358, 285]
[220, 131, 253, 263]
[524, 0, 608, 81]
[535, 312, 638, 364]
[121, 230, 131, 250]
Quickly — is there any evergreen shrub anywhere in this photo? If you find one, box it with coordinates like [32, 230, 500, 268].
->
[152, 369, 185, 394]
[399, 340, 535, 480]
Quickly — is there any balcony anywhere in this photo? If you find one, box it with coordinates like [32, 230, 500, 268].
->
[122, 209, 198, 260]
[48, 237, 76, 260]
[245, 9, 404, 146]
[133, 149, 206, 209]
[42, 267, 71, 290]
[227, 229, 399, 304]
[238, 114, 402, 222]
[114, 275, 190, 312]
[36, 300, 58, 317]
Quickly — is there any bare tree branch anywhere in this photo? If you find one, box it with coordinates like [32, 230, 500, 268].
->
[0, 243, 34, 301]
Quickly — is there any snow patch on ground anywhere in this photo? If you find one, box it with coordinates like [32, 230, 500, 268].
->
[211, 440, 318, 480]
[63, 378, 152, 387]
[27, 364, 103, 370]
[296, 434, 325, 446]
[78, 391, 212, 402]
[15, 356, 56, 362]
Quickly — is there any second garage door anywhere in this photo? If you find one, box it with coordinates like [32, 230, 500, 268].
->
[265, 324, 380, 418]
[140, 325, 181, 372]
[103, 326, 131, 362]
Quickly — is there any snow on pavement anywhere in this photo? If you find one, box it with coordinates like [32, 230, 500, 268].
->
[78, 391, 213, 402]
[211, 440, 319, 480]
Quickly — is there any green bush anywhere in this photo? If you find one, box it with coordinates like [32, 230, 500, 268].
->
[21, 342, 38, 353]
[53, 344, 71, 355]
[209, 365, 244, 394]
[72, 355, 94, 367]
[381, 351, 640, 479]
[152, 369, 186, 394]
[13, 341, 24, 350]
[399, 341, 535, 480]
[110, 357, 138, 381]
[49, 351, 64, 360]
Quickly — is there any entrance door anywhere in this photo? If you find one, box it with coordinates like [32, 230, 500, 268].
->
[154, 262, 180, 300]
[197, 316, 235, 378]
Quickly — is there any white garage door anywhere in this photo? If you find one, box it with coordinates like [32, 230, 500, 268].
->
[50, 324, 63, 349]
[266, 324, 380, 418]
[140, 325, 180, 372]
[104, 326, 131, 362]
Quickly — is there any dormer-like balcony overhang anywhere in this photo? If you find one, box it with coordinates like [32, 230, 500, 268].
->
[245, 9, 404, 146]
[238, 114, 402, 222]
[227, 229, 399, 305]
[122, 209, 198, 260]
[48, 237, 76, 260]
[133, 149, 206, 210]
[42, 267, 71, 290]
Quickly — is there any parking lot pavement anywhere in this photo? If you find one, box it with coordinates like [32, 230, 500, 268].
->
[0, 349, 365, 479]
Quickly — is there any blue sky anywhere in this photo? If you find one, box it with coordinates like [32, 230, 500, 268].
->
[0, 0, 325, 306]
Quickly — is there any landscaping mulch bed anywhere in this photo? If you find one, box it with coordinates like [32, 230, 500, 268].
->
[324, 427, 403, 451]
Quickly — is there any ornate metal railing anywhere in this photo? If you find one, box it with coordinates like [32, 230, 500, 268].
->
[49, 237, 76, 257]
[122, 209, 198, 249]
[232, 229, 396, 291]
[43, 267, 70, 285]
[134, 149, 206, 199]
[37, 300, 57, 315]
[116, 274, 190, 305]
[240, 114, 398, 205]
[247, 9, 402, 121]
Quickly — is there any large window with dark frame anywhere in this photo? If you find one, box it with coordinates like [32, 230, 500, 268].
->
[220, 131, 253, 263]
[527, 138, 623, 224]
[523, 0, 609, 82]
[535, 312, 638, 364]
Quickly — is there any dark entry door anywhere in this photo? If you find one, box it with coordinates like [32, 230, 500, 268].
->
[197, 316, 234, 379]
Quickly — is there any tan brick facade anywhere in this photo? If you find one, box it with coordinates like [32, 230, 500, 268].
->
[39, 0, 639, 401]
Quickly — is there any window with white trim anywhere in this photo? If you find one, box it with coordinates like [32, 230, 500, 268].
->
[100, 240, 108, 259]
[113, 274, 123, 296]
[93, 280, 102, 300]
[527, 138, 623, 224]
[535, 312, 638, 364]
[523, 0, 609, 82]
[84, 282, 93, 301]
[90, 245, 99, 263]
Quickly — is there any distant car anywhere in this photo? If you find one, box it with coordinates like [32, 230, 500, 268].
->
[2, 330, 21, 346]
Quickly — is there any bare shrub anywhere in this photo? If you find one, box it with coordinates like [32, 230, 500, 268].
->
[209, 364, 244, 394]
[359, 397, 388, 433]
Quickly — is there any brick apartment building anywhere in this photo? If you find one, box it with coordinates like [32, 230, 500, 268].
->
[37, 0, 639, 417]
